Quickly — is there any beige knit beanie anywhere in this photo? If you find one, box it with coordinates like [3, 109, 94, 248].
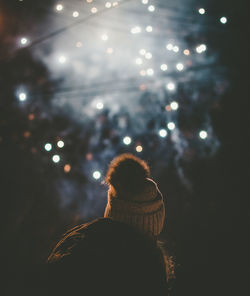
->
[104, 154, 165, 237]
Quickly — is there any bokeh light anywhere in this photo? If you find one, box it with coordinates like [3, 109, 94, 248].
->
[166, 82, 176, 91]
[93, 171, 101, 180]
[167, 122, 176, 130]
[170, 101, 179, 110]
[52, 155, 60, 163]
[136, 145, 143, 152]
[44, 143, 52, 152]
[123, 136, 132, 145]
[159, 129, 168, 138]
[57, 140, 64, 148]
[220, 16, 227, 24]
[198, 8, 205, 15]
[56, 4, 63, 11]
[199, 130, 208, 139]
[18, 92, 27, 101]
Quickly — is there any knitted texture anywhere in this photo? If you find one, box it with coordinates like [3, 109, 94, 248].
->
[104, 179, 165, 237]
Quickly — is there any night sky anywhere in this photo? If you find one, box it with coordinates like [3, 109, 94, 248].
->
[0, 0, 248, 295]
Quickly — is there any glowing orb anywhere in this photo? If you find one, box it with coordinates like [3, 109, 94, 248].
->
[96, 102, 104, 109]
[146, 68, 154, 76]
[166, 82, 176, 91]
[58, 56, 66, 64]
[199, 130, 208, 139]
[173, 46, 179, 52]
[146, 26, 153, 32]
[57, 140, 64, 148]
[123, 136, 132, 145]
[198, 8, 205, 14]
[170, 101, 179, 110]
[142, 0, 148, 4]
[148, 5, 155, 12]
[93, 171, 101, 180]
[183, 49, 190, 56]
[220, 17, 227, 24]
[131, 26, 141, 34]
[64, 164, 71, 173]
[136, 145, 143, 152]
[105, 2, 112, 8]
[91, 7, 97, 13]
[160, 64, 168, 71]
[159, 129, 167, 138]
[56, 4, 63, 11]
[73, 11, 79, 17]
[52, 155, 60, 163]
[139, 49, 146, 55]
[135, 58, 143, 65]
[20, 37, 28, 45]
[166, 43, 173, 50]
[176, 63, 184, 71]
[145, 52, 152, 59]
[44, 143, 52, 151]
[19, 92, 27, 101]
[167, 122, 175, 130]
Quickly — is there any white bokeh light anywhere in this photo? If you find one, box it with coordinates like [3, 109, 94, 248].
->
[105, 2, 112, 8]
[146, 26, 153, 32]
[166, 43, 173, 51]
[58, 55, 66, 64]
[166, 82, 176, 91]
[136, 145, 143, 152]
[44, 143, 52, 152]
[131, 26, 141, 34]
[57, 140, 64, 148]
[148, 5, 155, 12]
[93, 171, 101, 180]
[146, 68, 154, 76]
[139, 49, 146, 55]
[96, 102, 104, 109]
[198, 8, 205, 14]
[18, 92, 27, 101]
[123, 136, 132, 145]
[176, 63, 184, 71]
[56, 4, 63, 11]
[52, 155, 60, 163]
[173, 46, 179, 52]
[159, 129, 167, 138]
[145, 52, 152, 59]
[101, 34, 108, 41]
[160, 64, 168, 71]
[170, 101, 179, 110]
[167, 122, 175, 130]
[220, 16, 227, 24]
[20, 37, 28, 45]
[72, 11, 79, 17]
[199, 130, 208, 139]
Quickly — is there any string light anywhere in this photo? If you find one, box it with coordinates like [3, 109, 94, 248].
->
[199, 130, 208, 139]
[145, 52, 152, 59]
[166, 43, 173, 50]
[18, 92, 27, 101]
[64, 164, 71, 173]
[96, 102, 104, 109]
[135, 58, 143, 65]
[142, 0, 148, 4]
[198, 8, 205, 14]
[72, 11, 79, 18]
[148, 5, 155, 12]
[176, 63, 184, 71]
[57, 140, 64, 148]
[56, 4, 63, 11]
[146, 26, 153, 32]
[220, 16, 227, 24]
[159, 129, 167, 138]
[160, 64, 168, 71]
[166, 82, 176, 91]
[58, 56, 66, 64]
[173, 46, 179, 52]
[105, 2, 112, 8]
[167, 122, 175, 130]
[131, 26, 141, 34]
[183, 49, 190, 56]
[20, 37, 28, 45]
[146, 68, 154, 76]
[91, 7, 98, 13]
[123, 136, 132, 145]
[136, 145, 143, 152]
[52, 155, 60, 163]
[196, 44, 206, 53]
[170, 101, 179, 110]
[139, 49, 146, 55]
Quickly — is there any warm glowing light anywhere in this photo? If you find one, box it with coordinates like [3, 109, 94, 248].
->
[86, 0, 93, 3]
[96, 102, 104, 109]
[183, 49, 190, 56]
[139, 49, 146, 55]
[146, 68, 154, 76]
[196, 44, 206, 54]
[93, 171, 101, 179]
[145, 52, 152, 59]
[166, 82, 176, 91]
[165, 105, 171, 112]
[199, 130, 208, 139]
[91, 7, 98, 13]
[136, 145, 143, 152]
[58, 56, 66, 64]
[52, 155, 60, 163]
[198, 8, 205, 14]
[101, 34, 108, 41]
[148, 5, 155, 12]
[123, 136, 132, 145]
[44, 143, 52, 152]
[220, 16, 227, 24]
[19, 92, 27, 101]
[176, 63, 184, 71]
[135, 58, 143, 65]
[56, 4, 63, 11]
[107, 47, 113, 54]
[113, 1, 118, 6]
[146, 26, 153, 32]
[105, 2, 112, 8]
[167, 122, 175, 130]
[160, 64, 168, 71]
[64, 164, 71, 173]
[76, 42, 82, 48]
[73, 11, 79, 17]
[173, 46, 179, 52]
[131, 26, 141, 34]
[170, 101, 179, 110]
[57, 140, 64, 148]
[166, 43, 173, 50]
[159, 129, 167, 138]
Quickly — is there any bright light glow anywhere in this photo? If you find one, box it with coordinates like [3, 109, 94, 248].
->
[136, 145, 143, 152]
[159, 129, 167, 138]
[73, 11, 79, 17]
[135, 58, 143, 65]
[173, 46, 179, 52]
[142, 0, 148, 4]
[140, 70, 146, 76]
[44, 143, 52, 152]
[148, 5, 155, 12]
[91, 7, 97, 13]
[87, 0, 93, 2]
[123, 136, 132, 145]
[160, 64, 168, 71]
[145, 52, 152, 59]
[167, 122, 175, 130]
[64, 164, 71, 173]
[105, 2, 112, 8]
[113, 1, 118, 6]
[196, 44, 207, 54]
[19, 92, 27, 101]
[58, 56, 66, 64]
[101, 34, 108, 41]
[57, 140, 64, 148]
[20, 37, 28, 45]
[96, 102, 104, 109]
[52, 155, 60, 163]
[183, 49, 190, 56]
[198, 8, 205, 14]
[56, 4, 63, 11]
[139, 49, 146, 55]
[199, 130, 208, 139]
[76, 42, 82, 48]
[93, 171, 101, 180]
[166, 82, 176, 91]
[131, 26, 141, 34]
[146, 26, 153, 32]
[146, 68, 154, 76]
[166, 43, 173, 50]
[220, 16, 227, 24]
[170, 101, 179, 110]
[176, 63, 184, 71]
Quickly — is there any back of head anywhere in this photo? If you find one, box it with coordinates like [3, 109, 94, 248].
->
[46, 218, 168, 296]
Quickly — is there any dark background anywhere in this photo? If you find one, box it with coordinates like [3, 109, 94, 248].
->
[0, 0, 248, 295]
